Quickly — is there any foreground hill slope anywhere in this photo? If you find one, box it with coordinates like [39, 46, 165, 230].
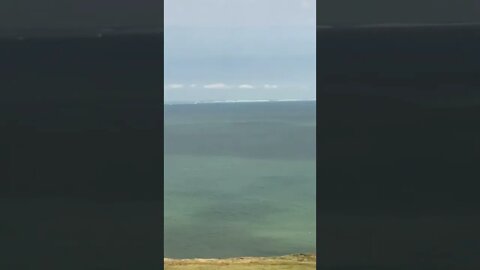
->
[165, 254, 316, 270]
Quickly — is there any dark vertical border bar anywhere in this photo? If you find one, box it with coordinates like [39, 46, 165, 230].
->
[317, 6, 480, 270]
[0, 4, 164, 270]
[315, 4, 320, 269]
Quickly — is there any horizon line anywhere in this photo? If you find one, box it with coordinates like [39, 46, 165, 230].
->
[164, 99, 316, 105]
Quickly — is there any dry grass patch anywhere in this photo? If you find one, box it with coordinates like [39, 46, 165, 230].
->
[164, 254, 316, 270]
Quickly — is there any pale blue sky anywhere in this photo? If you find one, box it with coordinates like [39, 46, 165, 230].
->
[164, 0, 316, 102]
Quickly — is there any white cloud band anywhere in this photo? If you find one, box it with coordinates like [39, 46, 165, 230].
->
[238, 84, 255, 89]
[204, 83, 229, 89]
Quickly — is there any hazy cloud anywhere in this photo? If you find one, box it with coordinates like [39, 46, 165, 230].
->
[301, 0, 313, 9]
[264, 84, 279, 89]
[204, 83, 229, 89]
[238, 84, 255, 89]
[165, 0, 316, 27]
[167, 84, 184, 89]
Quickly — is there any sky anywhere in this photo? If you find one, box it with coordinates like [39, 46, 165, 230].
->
[164, 0, 316, 103]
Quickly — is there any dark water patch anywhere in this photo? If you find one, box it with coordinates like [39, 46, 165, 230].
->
[165, 222, 313, 259]
[165, 118, 315, 160]
[243, 175, 314, 198]
[167, 186, 241, 202]
[192, 199, 282, 223]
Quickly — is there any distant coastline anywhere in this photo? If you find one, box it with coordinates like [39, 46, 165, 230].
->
[164, 99, 316, 105]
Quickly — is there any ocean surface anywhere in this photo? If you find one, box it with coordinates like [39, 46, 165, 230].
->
[164, 101, 316, 258]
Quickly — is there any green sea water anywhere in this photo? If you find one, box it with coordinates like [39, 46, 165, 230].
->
[164, 101, 316, 258]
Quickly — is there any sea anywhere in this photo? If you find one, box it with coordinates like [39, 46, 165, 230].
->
[164, 100, 316, 258]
